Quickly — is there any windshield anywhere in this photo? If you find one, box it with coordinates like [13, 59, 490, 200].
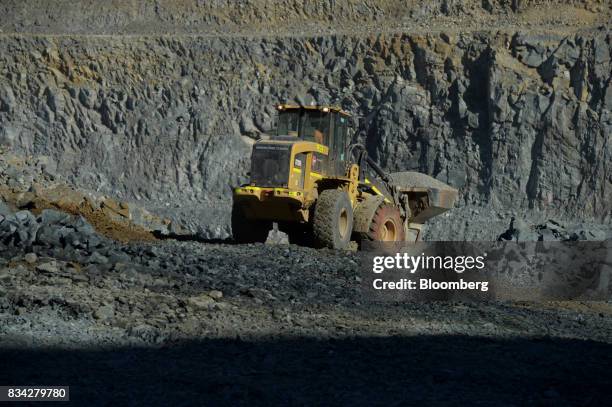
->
[277, 109, 331, 145]
[250, 144, 291, 187]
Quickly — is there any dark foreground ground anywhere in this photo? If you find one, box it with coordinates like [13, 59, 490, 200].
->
[0, 220, 611, 405]
[2, 335, 611, 406]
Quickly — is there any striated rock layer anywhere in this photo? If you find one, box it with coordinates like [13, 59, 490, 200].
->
[0, 28, 610, 238]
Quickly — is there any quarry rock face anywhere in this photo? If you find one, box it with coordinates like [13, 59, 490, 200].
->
[0, 6, 610, 239]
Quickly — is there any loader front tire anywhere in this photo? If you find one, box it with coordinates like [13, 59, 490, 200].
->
[313, 189, 353, 250]
[366, 204, 405, 242]
[231, 203, 271, 244]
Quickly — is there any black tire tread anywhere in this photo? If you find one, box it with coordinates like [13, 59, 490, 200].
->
[313, 189, 353, 249]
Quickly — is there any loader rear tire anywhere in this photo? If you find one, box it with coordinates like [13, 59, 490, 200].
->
[313, 189, 353, 250]
[366, 204, 405, 242]
[231, 203, 271, 244]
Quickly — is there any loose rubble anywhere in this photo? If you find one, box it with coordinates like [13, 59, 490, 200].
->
[0, 205, 610, 347]
[0, 150, 169, 241]
[0, 203, 611, 404]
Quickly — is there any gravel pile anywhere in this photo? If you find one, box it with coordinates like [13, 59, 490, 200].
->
[0, 204, 610, 404]
[0, 205, 609, 346]
[0, 208, 105, 251]
[424, 206, 612, 241]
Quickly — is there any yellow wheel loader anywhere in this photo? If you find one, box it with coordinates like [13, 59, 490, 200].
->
[232, 104, 458, 249]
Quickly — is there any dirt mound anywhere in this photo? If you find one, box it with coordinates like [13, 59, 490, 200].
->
[0, 185, 156, 242]
[0, 150, 167, 242]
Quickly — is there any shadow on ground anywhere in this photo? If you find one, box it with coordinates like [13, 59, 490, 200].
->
[1, 335, 610, 405]
[152, 230, 235, 244]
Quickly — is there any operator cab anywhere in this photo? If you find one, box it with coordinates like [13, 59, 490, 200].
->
[275, 105, 351, 175]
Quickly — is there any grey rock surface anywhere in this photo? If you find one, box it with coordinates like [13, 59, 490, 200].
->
[2, 0, 609, 35]
[0, 29, 609, 239]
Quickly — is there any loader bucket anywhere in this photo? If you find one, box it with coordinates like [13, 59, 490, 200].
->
[388, 172, 458, 224]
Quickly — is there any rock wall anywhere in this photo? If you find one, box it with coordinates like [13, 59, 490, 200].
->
[2, 0, 606, 35]
[0, 30, 610, 237]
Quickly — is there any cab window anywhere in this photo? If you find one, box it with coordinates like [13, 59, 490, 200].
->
[277, 111, 300, 137]
[301, 111, 330, 145]
[276, 109, 331, 146]
[334, 114, 348, 161]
